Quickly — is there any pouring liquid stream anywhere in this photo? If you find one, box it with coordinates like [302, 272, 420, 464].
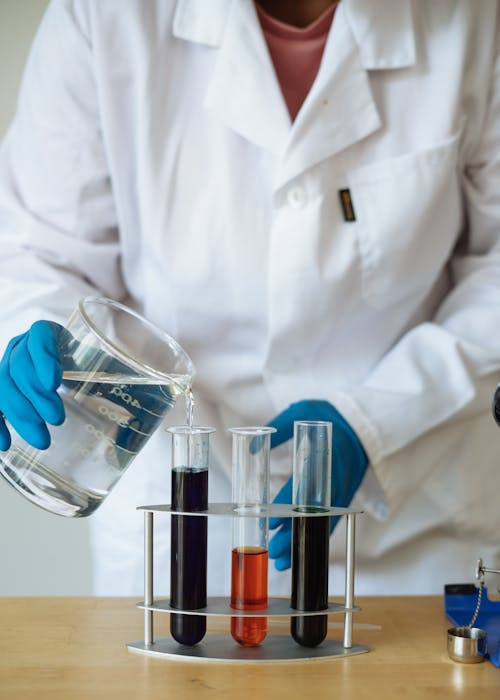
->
[186, 388, 195, 466]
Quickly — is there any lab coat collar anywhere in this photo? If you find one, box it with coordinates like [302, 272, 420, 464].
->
[196, 0, 291, 156]
[172, 0, 416, 69]
[172, 0, 231, 48]
[344, 0, 416, 70]
[172, 0, 416, 180]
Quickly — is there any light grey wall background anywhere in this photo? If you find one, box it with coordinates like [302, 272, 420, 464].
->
[0, 0, 93, 594]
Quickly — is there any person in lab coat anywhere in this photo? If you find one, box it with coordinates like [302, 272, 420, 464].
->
[0, 0, 500, 596]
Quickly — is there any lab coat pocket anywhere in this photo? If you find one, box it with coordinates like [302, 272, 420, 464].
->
[348, 133, 462, 309]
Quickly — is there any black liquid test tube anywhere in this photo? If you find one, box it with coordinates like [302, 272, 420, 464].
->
[169, 426, 214, 646]
[290, 420, 332, 647]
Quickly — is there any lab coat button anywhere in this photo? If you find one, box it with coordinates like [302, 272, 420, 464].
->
[287, 186, 307, 209]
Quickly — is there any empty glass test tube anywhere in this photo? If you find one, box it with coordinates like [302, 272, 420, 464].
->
[229, 426, 275, 647]
[168, 426, 215, 646]
[291, 421, 332, 647]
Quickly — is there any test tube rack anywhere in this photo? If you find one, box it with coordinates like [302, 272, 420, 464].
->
[127, 503, 369, 663]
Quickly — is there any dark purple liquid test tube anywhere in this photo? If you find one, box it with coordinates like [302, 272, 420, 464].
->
[168, 427, 213, 646]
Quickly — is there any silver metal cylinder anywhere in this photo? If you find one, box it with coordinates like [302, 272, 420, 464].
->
[144, 510, 154, 646]
[447, 626, 487, 663]
[343, 513, 356, 648]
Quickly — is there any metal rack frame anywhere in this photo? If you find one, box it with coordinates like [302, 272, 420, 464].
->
[127, 503, 369, 662]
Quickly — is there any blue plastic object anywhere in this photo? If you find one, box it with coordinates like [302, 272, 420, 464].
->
[0, 321, 64, 450]
[267, 400, 368, 571]
[445, 584, 500, 667]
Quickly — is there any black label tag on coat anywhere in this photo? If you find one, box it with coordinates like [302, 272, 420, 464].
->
[339, 188, 356, 222]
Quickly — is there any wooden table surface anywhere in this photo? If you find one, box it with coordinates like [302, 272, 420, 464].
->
[0, 596, 499, 699]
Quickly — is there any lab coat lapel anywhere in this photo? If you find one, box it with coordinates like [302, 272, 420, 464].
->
[202, 0, 291, 156]
[173, 0, 416, 183]
[275, 0, 416, 189]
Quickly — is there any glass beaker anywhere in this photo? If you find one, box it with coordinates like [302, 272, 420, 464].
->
[291, 420, 332, 647]
[168, 425, 214, 646]
[0, 297, 195, 517]
[229, 426, 275, 648]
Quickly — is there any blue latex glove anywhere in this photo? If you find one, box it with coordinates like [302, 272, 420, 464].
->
[267, 400, 368, 571]
[0, 321, 65, 450]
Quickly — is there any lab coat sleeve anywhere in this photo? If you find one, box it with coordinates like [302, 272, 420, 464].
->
[0, 0, 125, 349]
[331, 44, 500, 523]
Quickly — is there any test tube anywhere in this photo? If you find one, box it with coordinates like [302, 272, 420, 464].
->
[291, 421, 332, 647]
[168, 426, 215, 646]
[229, 427, 275, 647]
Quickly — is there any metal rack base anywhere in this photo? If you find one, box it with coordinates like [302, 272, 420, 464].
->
[128, 634, 369, 663]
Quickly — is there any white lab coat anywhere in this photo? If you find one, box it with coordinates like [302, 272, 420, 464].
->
[0, 0, 500, 596]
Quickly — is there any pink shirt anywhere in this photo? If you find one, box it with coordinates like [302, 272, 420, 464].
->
[255, 3, 338, 121]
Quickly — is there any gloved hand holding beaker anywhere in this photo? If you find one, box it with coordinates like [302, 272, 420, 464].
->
[0, 318, 179, 455]
[0, 297, 194, 517]
[267, 400, 368, 571]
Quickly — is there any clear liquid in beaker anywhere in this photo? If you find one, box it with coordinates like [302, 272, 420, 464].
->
[0, 371, 189, 517]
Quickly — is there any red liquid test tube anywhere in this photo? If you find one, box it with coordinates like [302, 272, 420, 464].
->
[229, 426, 275, 647]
